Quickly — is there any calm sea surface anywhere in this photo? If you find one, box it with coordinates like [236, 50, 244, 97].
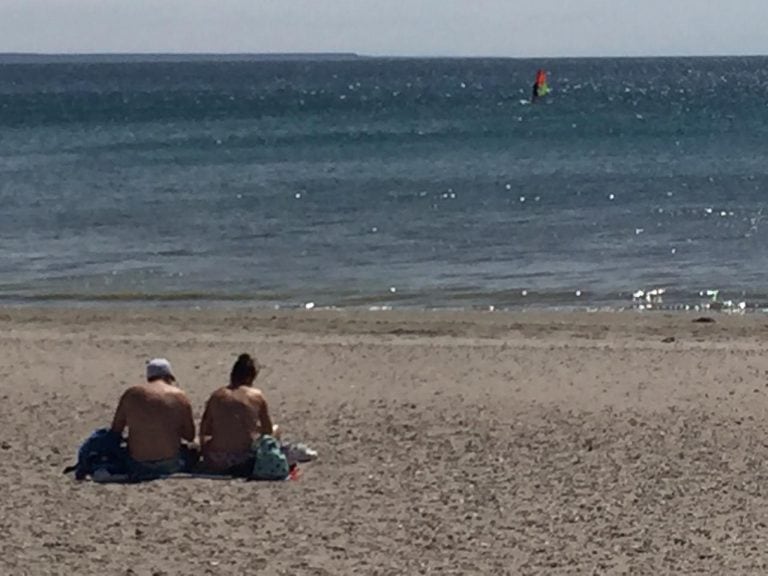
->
[2, 56, 768, 310]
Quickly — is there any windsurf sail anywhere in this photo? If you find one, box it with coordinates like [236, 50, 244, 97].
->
[531, 69, 551, 102]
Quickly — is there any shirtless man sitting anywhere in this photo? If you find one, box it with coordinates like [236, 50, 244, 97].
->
[110, 358, 195, 476]
[199, 353, 278, 474]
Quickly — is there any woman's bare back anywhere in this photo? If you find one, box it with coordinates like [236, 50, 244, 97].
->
[200, 386, 273, 459]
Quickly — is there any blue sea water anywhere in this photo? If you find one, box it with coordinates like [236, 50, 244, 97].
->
[2, 55, 768, 310]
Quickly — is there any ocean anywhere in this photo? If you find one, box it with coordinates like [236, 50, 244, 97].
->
[2, 55, 768, 310]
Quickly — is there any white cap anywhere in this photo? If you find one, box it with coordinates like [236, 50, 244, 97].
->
[146, 358, 175, 381]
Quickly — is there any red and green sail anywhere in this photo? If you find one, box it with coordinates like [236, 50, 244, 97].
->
[532, 69, 551, 101]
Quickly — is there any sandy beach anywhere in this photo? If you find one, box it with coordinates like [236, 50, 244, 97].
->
[2, 307, 768, 575]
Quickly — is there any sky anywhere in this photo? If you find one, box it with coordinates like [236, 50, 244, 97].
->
[1, 0, 767, 58]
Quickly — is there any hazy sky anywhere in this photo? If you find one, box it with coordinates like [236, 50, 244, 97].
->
[2, 0, 766, 57]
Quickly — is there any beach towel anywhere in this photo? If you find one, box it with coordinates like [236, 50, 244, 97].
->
[65, 429, 311, 482]
[65, 429, 199, 482]
[128, 457, 183, 481]
[91, 451, 196, 483]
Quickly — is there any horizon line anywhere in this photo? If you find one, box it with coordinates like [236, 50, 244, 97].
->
[1, 51, 768, 61]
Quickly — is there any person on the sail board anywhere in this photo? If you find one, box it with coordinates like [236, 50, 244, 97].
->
[531, 69, 550, 103]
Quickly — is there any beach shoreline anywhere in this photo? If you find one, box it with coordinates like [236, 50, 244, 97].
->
[0, 302, 762, 332]
[2, 306, 767, 574]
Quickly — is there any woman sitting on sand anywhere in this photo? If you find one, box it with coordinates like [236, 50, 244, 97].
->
[199, 353, 280, 475]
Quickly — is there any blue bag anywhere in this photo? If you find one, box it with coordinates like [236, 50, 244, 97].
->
[64, 428, 130, 480]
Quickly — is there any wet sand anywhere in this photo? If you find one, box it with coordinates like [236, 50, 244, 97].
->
[1, 307, 768, 575]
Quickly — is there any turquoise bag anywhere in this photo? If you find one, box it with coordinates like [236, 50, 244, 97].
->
[251, 435, 289, 480]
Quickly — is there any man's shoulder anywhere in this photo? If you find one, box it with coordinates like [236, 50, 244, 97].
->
[171, 386, 191, 399]
[157, 386, 192, 413]
[121, 384, 147, 399]
[130, 382, 190, 401]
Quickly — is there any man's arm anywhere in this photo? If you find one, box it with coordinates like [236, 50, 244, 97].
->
[110, 390, 129, 435]
[178, 394, 196, 442]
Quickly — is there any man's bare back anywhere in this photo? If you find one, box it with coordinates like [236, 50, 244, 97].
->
[111, 375, 195, 463]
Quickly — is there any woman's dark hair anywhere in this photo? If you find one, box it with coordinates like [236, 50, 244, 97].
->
[230, 353, 258, 386]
